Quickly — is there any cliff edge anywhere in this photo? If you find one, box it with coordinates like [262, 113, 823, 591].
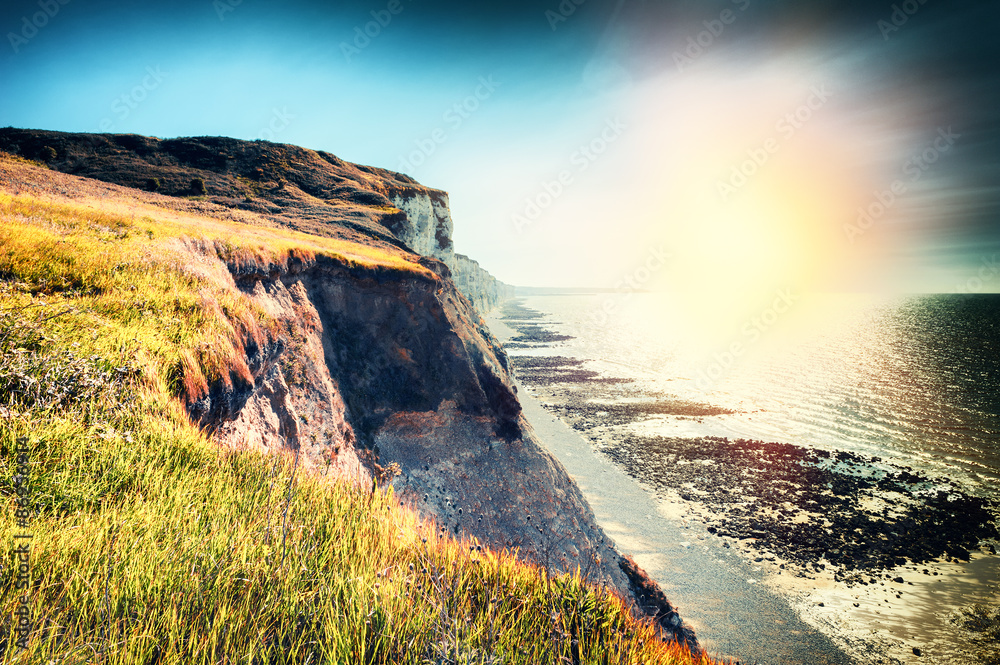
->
[0, 128, 513, 313]
[0, 131, 695, 649]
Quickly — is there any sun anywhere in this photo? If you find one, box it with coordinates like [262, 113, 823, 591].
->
[617, 65, 894, 345]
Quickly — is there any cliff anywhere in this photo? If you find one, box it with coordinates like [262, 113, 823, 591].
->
[0, 132, 696, 648]
[453, 253, 517, 313]
[385, 188, 514, 312]
[0, 128, 513, 313]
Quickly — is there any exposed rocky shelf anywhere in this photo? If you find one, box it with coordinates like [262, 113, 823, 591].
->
[500, 300, 1000, 587]
[604, 434, 999, 582]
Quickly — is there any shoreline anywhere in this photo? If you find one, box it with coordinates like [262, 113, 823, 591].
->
[487, 301, 1000, 665]
[488, 312, 855, 665]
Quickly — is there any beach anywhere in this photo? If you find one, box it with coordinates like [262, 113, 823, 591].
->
[488, 314, 854, 664]
[487, 296, 1000, 665]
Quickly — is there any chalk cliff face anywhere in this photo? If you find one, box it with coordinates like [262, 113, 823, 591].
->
[0, 129, 696, 648]
[453, 253, 516, 313]
[385, 189, 513, 312]
[386, 189, 455, 264]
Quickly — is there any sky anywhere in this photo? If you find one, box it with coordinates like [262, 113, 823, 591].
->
[2, 0, 999, 303]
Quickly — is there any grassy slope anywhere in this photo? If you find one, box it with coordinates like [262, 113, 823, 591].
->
[0, 155, 719, 664]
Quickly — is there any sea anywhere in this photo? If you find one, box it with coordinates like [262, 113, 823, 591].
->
[497, 291, 1000, 665]
[509, 291, 1000, 492]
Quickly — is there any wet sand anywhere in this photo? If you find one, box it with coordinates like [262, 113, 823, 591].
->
[775, 552, 1000, 664]
[487, 308, 1000, 665]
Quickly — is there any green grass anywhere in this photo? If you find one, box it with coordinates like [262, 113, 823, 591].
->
[0, 174, 720, 663]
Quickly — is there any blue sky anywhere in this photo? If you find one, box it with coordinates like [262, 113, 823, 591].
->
[2, 0, 998, 295]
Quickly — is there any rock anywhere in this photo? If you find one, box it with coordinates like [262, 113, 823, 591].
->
[913, 647, 922, 656]
[388, 188, 455, 264]
[893, 577, 904, 583]
[0, 128, 698, 649]
[452, 254, 515, 313]
[387, 190, 513, 312]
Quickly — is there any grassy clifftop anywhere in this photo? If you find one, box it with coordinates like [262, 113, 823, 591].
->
[0, 154, 718, 664]
[0, 128, 438, 247]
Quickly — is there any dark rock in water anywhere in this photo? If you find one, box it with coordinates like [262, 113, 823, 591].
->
[508, 322, 574, 345]
[557, 397, 732, 422]
[913, 647, 922, 656]
[893, 577, 904, 583]
[598, 434, 999, 578]
[501, 300, 547, 321]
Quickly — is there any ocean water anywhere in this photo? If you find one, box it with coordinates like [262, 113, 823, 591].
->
[502, 291, 1000, 663]
[510, 292, 1000, 495]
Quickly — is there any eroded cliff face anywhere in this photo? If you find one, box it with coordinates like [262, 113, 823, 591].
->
[206, 272, 372, 482]
[453, 253, 516, 313]
[0, 132, 696, 648]
[189, 247, 694, 647]
[386, 189, 455, 265]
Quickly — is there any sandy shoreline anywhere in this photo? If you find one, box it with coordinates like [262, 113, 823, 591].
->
[488, 306, 1000, 665]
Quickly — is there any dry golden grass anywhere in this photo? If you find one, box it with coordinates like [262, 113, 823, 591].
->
[0, 150, 436, 405]
[0, 155, 725, 664]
